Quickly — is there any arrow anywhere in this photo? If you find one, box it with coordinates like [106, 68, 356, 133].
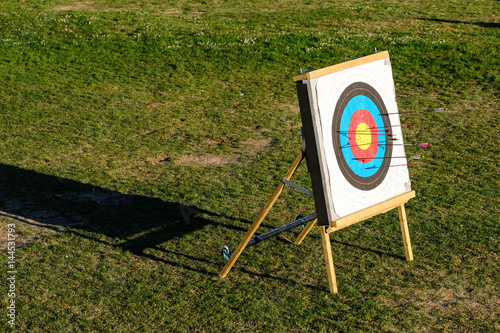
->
[380, 108, 446, 116]
[353, 155, 422, 161]
[369, 122, 420, 129]
[364, 162, 423, 170]
[404, 143, 431, 148]
[337, 123, 419, 134]
[342, 141, 430, 149]
[340, 138, 399, 149]
[337, 131, 396, 137]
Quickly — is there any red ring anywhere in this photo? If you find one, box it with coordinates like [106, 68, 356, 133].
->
[348, 109, 378, 163]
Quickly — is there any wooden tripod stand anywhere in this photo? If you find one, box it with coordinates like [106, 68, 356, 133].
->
[219, 149, 313, 279]
[219, 149, 415, 294]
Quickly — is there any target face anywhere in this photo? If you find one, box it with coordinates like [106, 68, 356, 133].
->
[332, 82, 393, 191]
[295, 51, 412, 225]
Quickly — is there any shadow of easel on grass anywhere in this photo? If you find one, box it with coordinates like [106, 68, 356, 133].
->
[0, 163, 250, 276]
[0, 164, 404, 292]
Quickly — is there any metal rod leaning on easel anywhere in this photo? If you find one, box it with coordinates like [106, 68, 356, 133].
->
[219, 149, 306, 278]
[246, 212, 316, 247]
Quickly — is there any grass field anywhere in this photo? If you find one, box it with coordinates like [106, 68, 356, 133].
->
[0, 0, 498, 331]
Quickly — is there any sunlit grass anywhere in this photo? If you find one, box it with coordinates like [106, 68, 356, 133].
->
[0, 0, 498, 331]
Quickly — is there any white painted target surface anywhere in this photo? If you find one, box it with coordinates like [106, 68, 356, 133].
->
[295, 52, 412, 224]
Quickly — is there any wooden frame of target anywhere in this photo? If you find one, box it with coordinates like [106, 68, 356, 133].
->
[294, 51, 416, 293]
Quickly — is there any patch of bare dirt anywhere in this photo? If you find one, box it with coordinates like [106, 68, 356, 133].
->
[157, 9, 183, 16]
[174, 138, 272, 167]
[52, 1, 184, 15]
[147, 155, 171, 165]
[176, 155, 239, 167]
[52, 1, 97, 12]
[380, 285, 499, 330]
[52, 1, 131, 12]
[240, 138, 273, 154]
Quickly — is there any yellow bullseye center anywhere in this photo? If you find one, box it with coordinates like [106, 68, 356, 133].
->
[355, 123, 371, 150]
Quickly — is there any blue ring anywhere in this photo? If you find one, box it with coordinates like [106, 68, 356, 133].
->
[338, 96, 386, 177]
[332, 82, 393, 191]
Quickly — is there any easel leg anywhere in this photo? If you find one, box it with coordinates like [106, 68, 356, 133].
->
[397, 204, 414, 261]
[219, 150, 305, 278]
[294, 218, 317, 245]
[320, 226, 338, 294]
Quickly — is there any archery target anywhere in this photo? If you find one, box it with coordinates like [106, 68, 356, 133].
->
[331, 82, 393, 191]
[296, 52, 411, 221]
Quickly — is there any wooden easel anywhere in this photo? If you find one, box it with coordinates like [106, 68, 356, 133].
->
[219, 149, 312, 279]
[302, 190, 415, 293]
[219, 149, 415, 294]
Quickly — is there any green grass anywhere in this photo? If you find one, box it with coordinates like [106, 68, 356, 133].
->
[0, 0, 499, 331]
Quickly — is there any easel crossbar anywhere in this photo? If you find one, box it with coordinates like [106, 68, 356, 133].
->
[281, 178, 313, 197]
[327, 191, 416, 233]
[320, 190, 416, 294]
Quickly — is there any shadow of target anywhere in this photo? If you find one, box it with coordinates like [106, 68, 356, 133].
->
[0, 164, 249, 274]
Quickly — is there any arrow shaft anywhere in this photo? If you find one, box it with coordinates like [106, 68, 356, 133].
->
[380, 108, 445, 116]
[353, 155, 421, 160]
[341, 139, 399, 148]
[364, 162, 423, 170]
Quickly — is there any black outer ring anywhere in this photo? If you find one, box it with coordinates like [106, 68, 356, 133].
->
[331, 82, 393, 191]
